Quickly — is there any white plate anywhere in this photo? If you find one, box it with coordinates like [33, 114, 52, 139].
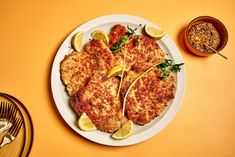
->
[51, 14, 186, 146]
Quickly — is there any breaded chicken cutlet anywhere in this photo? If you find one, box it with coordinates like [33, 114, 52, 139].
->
[60, 23, 178, 133]
[113, 35, 165, 72]
[71, 73, 127, 133]
[60, 39, 114, 96]
[108, 24, 128, 47]
[121, 69, 176, 125]
[60, 51, 97, 96]
[84, 39, 114, 70]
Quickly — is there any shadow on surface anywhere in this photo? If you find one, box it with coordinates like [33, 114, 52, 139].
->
[177, 25, 206, 59]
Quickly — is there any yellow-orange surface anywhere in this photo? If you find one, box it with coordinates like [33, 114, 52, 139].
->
[0, 0, 235, 156]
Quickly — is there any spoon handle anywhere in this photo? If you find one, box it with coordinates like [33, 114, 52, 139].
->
[216, 51, 228, 59]
[203, 43, 228, 59]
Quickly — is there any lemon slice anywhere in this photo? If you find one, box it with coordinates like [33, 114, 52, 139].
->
[72, 32, 84, 52]
[144, 25, 166, 40]
[78, 112, 97, 131]
[107, 65, 128, 78]
[91, 30, 109, 44]
[112, 120, 133, 140]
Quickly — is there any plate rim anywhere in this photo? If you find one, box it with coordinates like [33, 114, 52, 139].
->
[51, 14, 186, 146]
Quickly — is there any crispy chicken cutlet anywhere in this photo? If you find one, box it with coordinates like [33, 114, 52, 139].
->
[71, 73, 127, 133]
[84, 39, 113, 71]
[108, 24, 128, 48]
[60, 51, 97, 96]
[60, 39, 114, 96]
[113, 35, 165, 72]
[121, 69, 176, 125]
[60, 23, 181, 134]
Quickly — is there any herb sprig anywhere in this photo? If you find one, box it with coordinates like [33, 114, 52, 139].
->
[126, 25, 137, 36]
[110, 25, 138, 52]
[110, 35, 129, 52]
[157, 59, 184, 80]
[134, 36, 140, 46]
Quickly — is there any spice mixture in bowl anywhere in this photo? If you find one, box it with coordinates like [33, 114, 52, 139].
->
[184, 16, 228, 56]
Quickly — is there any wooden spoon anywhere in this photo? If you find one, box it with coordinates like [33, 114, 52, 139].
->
[196, 37, 228, 59]
[203, 43, 228, 59]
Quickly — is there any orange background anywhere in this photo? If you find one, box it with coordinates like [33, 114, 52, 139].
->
[1, 0, 235, 156]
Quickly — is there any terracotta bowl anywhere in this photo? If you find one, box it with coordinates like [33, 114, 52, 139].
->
[184, 16, 228, 56]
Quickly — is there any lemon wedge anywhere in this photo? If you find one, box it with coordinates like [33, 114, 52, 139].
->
[112, 120, 133, 140]
[72, 32, 84, 52]
[144, 25, 166, 40]
[107, 65, 128, 78]
[78, 112, 97, 131]
[91, 30, 109, 44]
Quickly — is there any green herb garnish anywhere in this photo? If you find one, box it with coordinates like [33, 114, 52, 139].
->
[126, 25, 137, 36]
[110, 25, 138, 52]
[157, 59, 184, 80]
[171, 63, 184, 72]
[110, 35, 129, 52]
[157, 59, 173, 70]
[134, 36, 140, 46]
[159, 70, 170, 80]
[110, 44, 119, 52]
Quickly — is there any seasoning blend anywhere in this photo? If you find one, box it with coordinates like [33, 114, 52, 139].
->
[184, 16, 228, 57]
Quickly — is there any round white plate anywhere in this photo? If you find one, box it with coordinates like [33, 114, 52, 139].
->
[51, 14, 186, 146]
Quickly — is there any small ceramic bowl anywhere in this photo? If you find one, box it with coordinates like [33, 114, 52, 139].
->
[184, 16, 228, 56]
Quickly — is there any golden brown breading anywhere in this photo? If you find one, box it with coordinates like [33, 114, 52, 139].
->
[113, 35, 165, 72]
[108, 24, 128, 48]
[60, 39, 114, 96]
[121, 69, 176, 125]
[60, 51, 97, 96]
[71, 73, 127, 133]
[84, 39, 114, 71]
[61, 24, 177, 132]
